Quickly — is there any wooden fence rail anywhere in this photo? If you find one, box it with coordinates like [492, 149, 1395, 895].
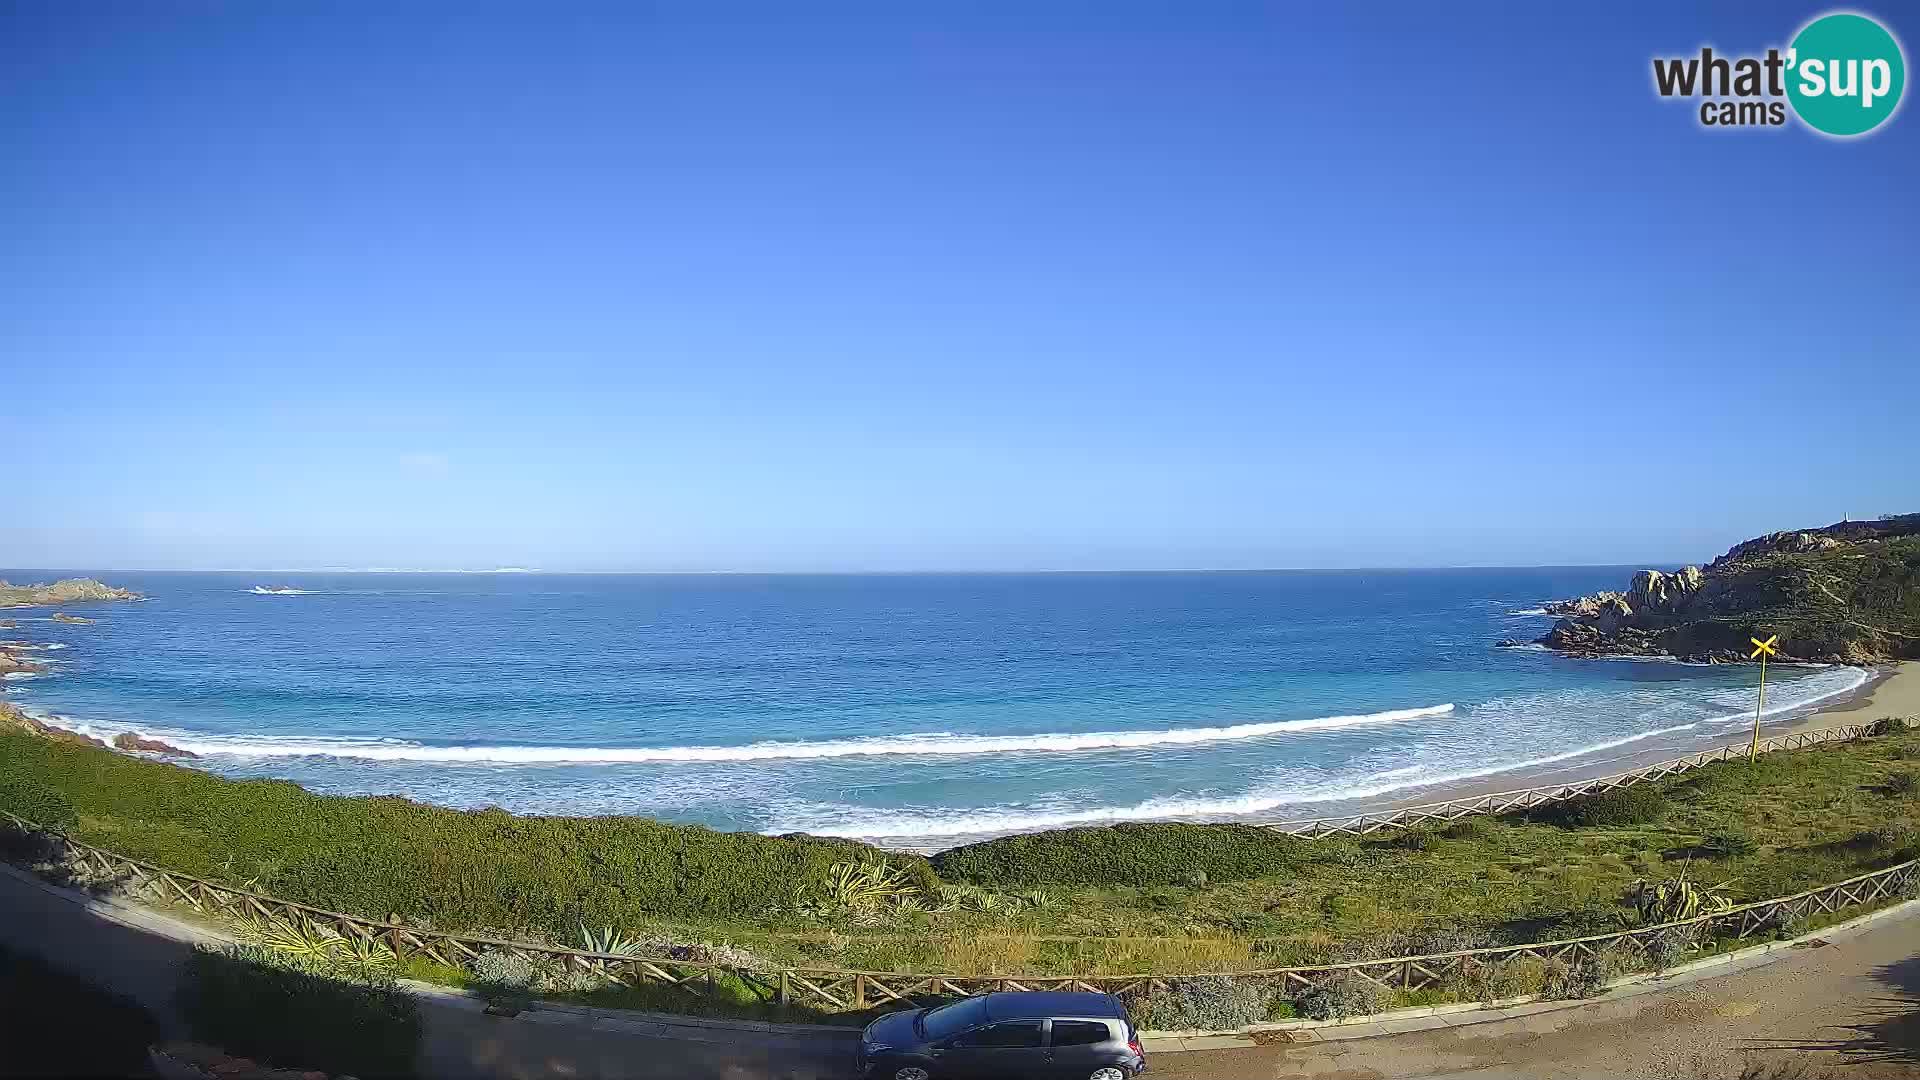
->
[3, 717, 1914, 1014]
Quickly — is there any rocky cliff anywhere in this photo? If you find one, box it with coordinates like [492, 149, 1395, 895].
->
[1522, 514, 1920, 664]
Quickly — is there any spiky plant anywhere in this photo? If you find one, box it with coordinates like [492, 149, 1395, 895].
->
[240, 915, 347, 968]
[576, 922, 647, 957]
[334, 932, 399, 976]
[819, 860, 918, 910]
[1629, 869, 1734, 925]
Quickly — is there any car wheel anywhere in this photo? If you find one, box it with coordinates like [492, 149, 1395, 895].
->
[890, 1068, 932, 1080]
[1088, 1069, 1128, 1080]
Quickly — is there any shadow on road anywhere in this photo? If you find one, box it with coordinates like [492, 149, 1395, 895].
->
[1735, 952, 1920, 1075]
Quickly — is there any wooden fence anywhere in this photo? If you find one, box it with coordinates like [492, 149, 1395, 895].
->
[2, 718, 1914, 1014]
[5, 812, 1916, 1014]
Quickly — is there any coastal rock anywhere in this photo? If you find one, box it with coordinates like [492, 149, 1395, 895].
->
[0, 578, 143, 608]
[0, 652, 47, 676]
[50, 613, 94, 625]
[113, 732, 199, 758]
[1542, 591, 1625, 618]
[1710, 530, 1844, 569]
[0, 701, 107, 749]
[1516, 514, 1920, 664]
[0, 619, 15, 629]
[1593, 595, 1635, 635]
[1625, 566, 1704, 616]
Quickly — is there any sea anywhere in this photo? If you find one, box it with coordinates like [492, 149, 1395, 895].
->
[1, 568, 1873, 849]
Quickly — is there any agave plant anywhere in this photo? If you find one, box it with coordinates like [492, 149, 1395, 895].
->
[577, 922, 648, 957]
[1017, 889, 1058, 910]
[819, 860, 918, 910]
[241, 914, 347, 966]
[334, 931, 399, 975]
[1629, 869, 1734, 925]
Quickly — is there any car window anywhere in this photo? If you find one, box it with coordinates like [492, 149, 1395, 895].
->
[1052, 1020, 1111, 1046]
[920, 998, 988, 1041]
[957, 1020, 1045, 1048]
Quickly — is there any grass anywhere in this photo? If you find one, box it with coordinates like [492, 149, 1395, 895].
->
[5, 719, 1920, 988]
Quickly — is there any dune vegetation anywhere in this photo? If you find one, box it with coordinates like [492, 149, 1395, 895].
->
[4, 713, 1919, 985]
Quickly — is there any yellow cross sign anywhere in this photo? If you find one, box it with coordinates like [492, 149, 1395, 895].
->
[1748, 634, 1778, 761]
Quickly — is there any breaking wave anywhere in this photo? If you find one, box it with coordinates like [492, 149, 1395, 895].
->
[54, 703, 1456, 765]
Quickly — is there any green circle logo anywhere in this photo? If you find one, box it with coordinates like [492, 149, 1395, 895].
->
[1787, 12, 1906, 136]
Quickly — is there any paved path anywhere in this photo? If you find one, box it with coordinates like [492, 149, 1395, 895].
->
[1154, 912, 1920, 1080]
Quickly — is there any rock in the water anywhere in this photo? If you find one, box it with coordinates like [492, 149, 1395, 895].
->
[0, 578, 143, 608]
[112, 732, 199, 758]
[50, 613, 94, 625]
[0, 651, 47, 676]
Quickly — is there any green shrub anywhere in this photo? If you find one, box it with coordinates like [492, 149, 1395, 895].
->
[179, 946, 420, 1077]
[0, 731, 935, 932]
[1540, 946, 1629, 1000]
[1386, 828, 1435, 851]
[1538, 786, 1666, 828]
[470, 950, 537, 1011]
[1294, 970, 1385, 1021]
[1128, 975, 1272, 1031]
[0, 773, 76, 833]
[932, 822, 1317, 888]
[1441, 816, 1494, 840]
[1700, 828, 1757, 859]
[1853, 823, 1917, 851]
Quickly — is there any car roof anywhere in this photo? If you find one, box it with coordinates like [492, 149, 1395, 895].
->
[981, 991, 1124, 1022]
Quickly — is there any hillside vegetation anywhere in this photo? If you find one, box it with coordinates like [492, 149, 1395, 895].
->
[6, 715, 1920, 979]
[0, 722, 934, 931]
[1538, 514, 1920, 663]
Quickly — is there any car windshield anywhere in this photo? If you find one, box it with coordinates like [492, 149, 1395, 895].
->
[917, 998, 988, 1041]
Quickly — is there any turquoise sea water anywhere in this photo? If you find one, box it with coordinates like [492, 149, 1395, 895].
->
[1, 569, 1870, 847]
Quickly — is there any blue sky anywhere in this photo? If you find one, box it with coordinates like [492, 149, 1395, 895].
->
[4, 3, 1914, 572]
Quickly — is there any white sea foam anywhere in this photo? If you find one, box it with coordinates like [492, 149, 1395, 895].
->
[0, 642, 70, 651]
[72, 703, 1456, 764]
[772, 666, 1876, 841]
[1506, 608, 1550, 616]
[773, 720, 1712, 840]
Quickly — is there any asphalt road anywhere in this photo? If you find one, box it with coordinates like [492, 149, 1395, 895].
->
[1148, 911, 1920, 1080]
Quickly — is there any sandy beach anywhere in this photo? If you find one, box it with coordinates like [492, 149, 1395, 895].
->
[1274, 661, 1920, 830]
[1779, 660, 1920, 732]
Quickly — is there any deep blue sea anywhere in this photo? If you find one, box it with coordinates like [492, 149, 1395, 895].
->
[2, 569, 1871, 847]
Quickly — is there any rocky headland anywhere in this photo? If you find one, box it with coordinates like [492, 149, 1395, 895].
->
[0, 578, 143, 608]
[1508, 514, 1920, 664]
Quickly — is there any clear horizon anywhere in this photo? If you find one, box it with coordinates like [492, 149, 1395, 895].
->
[6, 3, 1915, 573]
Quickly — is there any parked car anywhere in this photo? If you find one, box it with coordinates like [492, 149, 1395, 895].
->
[856, 990, 1147, 1079]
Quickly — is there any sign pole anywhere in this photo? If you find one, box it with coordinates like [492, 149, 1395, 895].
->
[1748, 635, 1778, 762]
